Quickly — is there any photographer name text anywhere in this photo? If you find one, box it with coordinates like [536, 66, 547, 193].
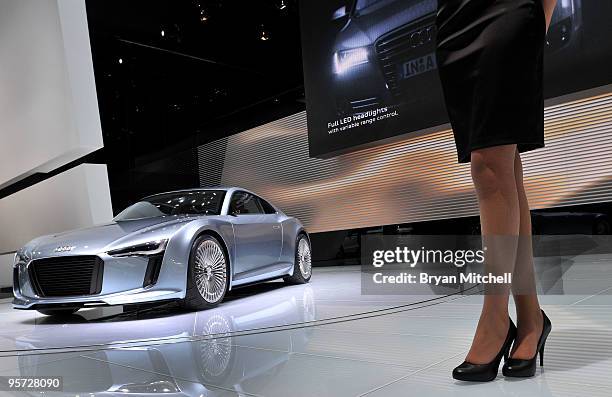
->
[372, 272, 512, 285]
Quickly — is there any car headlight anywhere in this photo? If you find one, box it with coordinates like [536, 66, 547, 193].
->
[13, 251, 28, 267]
[107, 239, 168, 257]
[333, 47, 369, 75]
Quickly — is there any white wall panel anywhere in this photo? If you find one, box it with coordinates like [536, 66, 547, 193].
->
[0, 0, 102, 188]
[0, 254, 13, 290]
[0, 164, 113, 288]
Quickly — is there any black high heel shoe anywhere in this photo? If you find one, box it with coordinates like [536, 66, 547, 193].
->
[503, 309, 551, 378]
[452, 318, 517, 382]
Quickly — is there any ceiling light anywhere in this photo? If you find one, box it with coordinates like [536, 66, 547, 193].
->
[199, 9, 208, 22]
[259, 25, 270, 41]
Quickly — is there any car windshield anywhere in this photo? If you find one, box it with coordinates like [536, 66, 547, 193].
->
[113, 190, 226, 221]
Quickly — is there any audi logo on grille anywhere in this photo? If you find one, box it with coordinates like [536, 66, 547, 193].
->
[54, 245, 75, 253]
[408, 25, 436, 48]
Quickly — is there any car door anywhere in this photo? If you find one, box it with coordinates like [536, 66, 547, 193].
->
[229, 191, 283, 281]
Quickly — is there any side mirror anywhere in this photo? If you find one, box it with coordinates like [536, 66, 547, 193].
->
[332, 5, 348, 21]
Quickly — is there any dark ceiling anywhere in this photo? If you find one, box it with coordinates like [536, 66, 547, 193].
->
[85, 0, 305, 211]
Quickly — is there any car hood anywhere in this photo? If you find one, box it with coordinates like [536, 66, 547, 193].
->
[336, 0, 435, 50]
[23, 216, 198, 259]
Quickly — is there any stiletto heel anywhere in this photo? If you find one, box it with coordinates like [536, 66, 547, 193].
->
[503, 310, 551, 378]
[504, 342, 512, 361]
[452, 318, 517, 382]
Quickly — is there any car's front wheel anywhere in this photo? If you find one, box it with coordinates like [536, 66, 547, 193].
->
[284, 234, 312, 284]
[181, 234, 229, 311]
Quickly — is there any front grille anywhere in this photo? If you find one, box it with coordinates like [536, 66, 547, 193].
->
[29, 256, 103, 297]
[375, 15, 436, 97]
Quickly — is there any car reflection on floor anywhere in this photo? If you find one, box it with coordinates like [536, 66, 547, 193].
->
[15, 283, 316, 395]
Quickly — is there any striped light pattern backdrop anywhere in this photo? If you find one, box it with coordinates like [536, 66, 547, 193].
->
[198, 92, 612, 233]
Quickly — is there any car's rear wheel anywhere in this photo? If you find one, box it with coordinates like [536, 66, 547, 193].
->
[284, 234, 312, 284]
[37, 308, 79, 316]
[181, 234, 229, 311]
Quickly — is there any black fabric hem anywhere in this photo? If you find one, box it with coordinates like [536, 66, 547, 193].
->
[457, 140, 545, 164]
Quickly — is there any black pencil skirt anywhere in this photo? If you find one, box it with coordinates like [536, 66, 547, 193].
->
[435, 0, 546, 163]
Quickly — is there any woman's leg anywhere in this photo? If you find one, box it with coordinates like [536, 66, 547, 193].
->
[466, 144, 520, 364]
[511, 150, 543, 359]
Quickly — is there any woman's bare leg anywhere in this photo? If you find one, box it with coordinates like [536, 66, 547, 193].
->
[465, 144, 520, 364]
[511, 150, 543, 359]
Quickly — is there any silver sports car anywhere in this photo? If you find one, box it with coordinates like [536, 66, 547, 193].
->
[12, 187, 312, 316]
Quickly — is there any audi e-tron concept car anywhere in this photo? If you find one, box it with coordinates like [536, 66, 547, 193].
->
[13, 187, 312, 316]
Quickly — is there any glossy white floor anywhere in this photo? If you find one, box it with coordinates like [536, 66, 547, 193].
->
[1, 258, 612, 397]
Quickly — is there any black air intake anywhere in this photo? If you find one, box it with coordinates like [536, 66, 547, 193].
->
[29, 256, 103, 297]
[143, 255, 164, 288]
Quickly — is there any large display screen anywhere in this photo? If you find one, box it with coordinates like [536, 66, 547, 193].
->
[300, 0, 612, 158]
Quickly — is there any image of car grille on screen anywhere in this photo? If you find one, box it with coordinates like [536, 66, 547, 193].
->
[299, 0, 612, 158]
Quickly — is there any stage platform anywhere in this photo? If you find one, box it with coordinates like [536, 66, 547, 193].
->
[1, 261, 611, 396]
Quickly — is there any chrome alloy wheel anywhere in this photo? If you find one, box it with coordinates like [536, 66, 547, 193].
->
[297, 237, 312, 278]
[194, 239, 227, 303]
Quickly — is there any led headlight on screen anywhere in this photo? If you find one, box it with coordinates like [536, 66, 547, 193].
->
[551, 0, 574, 26]
[333, 47, 369, 75]
[546, 0, 576, 50]
[107, 239, 168, 257]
